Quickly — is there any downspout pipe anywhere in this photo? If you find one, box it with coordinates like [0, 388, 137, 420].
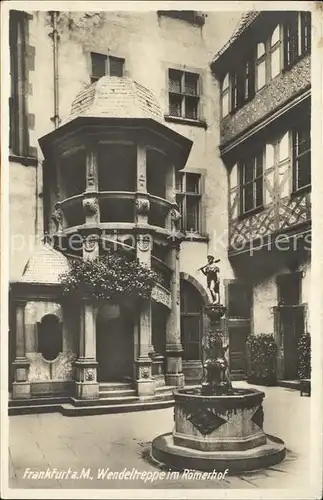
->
[49, 11, 60, 128]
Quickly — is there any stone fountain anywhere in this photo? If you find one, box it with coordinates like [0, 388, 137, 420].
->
[151, 280, 286, 473]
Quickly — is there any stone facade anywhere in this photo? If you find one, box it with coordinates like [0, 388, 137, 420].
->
[8, 9, 311, 404]
[9, 10, 245, 400]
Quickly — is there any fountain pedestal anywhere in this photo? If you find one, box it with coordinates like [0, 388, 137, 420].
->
[151, 304, 286, 473]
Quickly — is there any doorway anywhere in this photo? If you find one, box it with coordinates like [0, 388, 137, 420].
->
[96, 305, 134, 382]
[279, 306, 305, 379]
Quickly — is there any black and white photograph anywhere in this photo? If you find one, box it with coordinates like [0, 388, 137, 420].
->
[1, 1, 322, 498]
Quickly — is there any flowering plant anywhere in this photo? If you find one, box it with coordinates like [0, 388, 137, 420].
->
[59, 251, 160, 302]
[297, 332, 311, 379]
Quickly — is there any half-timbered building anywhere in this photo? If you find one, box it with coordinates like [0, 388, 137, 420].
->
[212, 10, 311, 381]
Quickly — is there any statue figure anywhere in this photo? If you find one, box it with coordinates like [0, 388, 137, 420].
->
[198, 255, 220, 304]
[202, 332, 232, 395]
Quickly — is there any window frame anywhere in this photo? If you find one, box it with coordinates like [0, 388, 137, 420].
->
[239, 150, 264, 216]
[175, 171, 202, 234]
[256, 42, 267, 91]
[90, 52, 125, 83]
[269, 24, 282, 79]
[283, 11, 311, 70]
[292, 117, 311, 193]
[168, 68, 201, 121]
[230, 51, 256, 113]
[220, 73, 230, 118]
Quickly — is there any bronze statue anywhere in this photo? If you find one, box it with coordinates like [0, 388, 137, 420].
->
[202, 332, 232, 395]
[198, 255, 220, 304]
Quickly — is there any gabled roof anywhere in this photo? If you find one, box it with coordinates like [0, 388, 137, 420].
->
[20, 244, 69, 284]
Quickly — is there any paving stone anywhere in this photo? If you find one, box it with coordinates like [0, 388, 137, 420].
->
[8, 384, 311, 490]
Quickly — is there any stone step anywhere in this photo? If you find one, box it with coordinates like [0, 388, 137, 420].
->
[60, 399, 175, 416]
[155, 385, 175, 394]
[9, 404, 61, 416]
[9, 396, 69, 407]
[9, 392, 175, 416]
[99, 382, 133, 392]
[71, 396, 139, 407]
[99, 389, 137, 398]
[277, 380, 300, 390]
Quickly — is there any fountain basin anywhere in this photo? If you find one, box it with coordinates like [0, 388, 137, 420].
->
[151, 387, 286, 473]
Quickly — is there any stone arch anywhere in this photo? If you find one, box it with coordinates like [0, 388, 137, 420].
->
[180, 272, 211, 306]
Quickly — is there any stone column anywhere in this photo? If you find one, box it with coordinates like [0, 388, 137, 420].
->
[74, 300, 99, 399]
[134, 141, 155, 397]
[81, 145, 100, 259]
[165, 162, 176, 231]
[12, 301, 31, 399]
[165, 242, 184, 387]
[135, 142, 150, 226]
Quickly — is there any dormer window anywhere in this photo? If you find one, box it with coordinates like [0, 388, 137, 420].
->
[91, 52, 124, 82]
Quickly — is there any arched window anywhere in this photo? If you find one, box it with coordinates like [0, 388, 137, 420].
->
[270, 25, 281, 79]
[37, 314, 63, 361]
[180, 280, 204, 360]
[221, 73, 230, 118]
[256, 42, 266, 90]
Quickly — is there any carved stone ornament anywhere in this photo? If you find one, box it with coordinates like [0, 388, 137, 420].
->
[141, 367, 150, 379]
[176, 287, 180, 306]
[138, 173, 146, 189]
[137, 234, 151, 252]
[151, 284, 172, 309]
[136, 196, 150, 216]
[82, 197, 99, 217]
[83, 234, 98, 252]
[52, 207, 63, 228]
[171, 208, 182, 229]
[84, 368, 96, 382]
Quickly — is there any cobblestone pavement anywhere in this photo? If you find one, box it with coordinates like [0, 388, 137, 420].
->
[8, 382, 312, 492]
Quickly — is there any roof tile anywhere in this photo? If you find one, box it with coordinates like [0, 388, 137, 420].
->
[65, 76, 163, 124]
[20, 244, 69, 284]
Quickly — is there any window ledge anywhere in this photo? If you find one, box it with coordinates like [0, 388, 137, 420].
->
[9, 154, 38, 166]
[181, 233, 209, 242]
[164, 115, 207, 130]
[238, 205, 264, 220]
